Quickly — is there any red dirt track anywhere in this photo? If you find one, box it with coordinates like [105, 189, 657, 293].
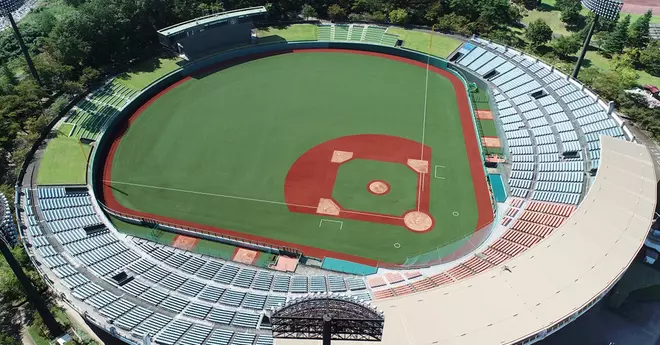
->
[622, 0, 659, 15]
[100, 48, 493, 266]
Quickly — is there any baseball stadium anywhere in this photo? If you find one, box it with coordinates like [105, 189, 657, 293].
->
[7, 4, 658, 345]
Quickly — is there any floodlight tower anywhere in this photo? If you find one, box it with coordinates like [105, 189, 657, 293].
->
[572, 0, 623, 78]
[0, 0, 42, 86]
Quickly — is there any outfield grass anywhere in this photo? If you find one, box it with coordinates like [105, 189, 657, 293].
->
[257, 24, 319, 43]
[108, 51, 481, 263]
[386, 28, 462, 58]
[37, 126, 91, 185]
[115, 57, 182, 90]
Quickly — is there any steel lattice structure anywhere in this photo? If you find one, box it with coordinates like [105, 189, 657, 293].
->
[269, 294, 384, 344]
[0, 0, 23, 15]
[581, 0, 623, 21]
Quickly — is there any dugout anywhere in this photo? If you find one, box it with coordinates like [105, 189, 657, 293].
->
[157, 6, 267, 60]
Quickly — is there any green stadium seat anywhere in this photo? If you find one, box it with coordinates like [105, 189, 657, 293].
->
[334, 25, 349, 41]
[318, 26, 331, 40]
[381, 33, 398, 47]
[349, 26, 364, 41]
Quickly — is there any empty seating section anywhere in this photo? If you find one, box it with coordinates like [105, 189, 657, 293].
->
[369, 199, 575, 299]
[457, 38, 630, 206]
[317, 24, 398, 46]
[29, 188, 378, 344]
[66, 83, 138, 139]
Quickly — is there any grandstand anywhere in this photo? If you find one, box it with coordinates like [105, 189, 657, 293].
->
[317, 24, 399, 46]
[64, 82, 138, 140]
[14, 35, 655, 345]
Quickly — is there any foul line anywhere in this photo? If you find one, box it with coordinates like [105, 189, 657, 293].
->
[105, 180, 405, 220]
[105, 180, 314, 209]
[417, 49, 431, 211]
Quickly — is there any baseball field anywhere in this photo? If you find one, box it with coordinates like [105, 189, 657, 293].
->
[101, 49, 492, 265]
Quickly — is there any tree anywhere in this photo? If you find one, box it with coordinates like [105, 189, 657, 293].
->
[601, 14, 631, 56]
[327, 4, 346, 21]
[1, 64, 17, 86]
[639, 41, 660, 76]
[388, 8, 409, 25]
[0, 333, 19, 345]
[579, 66, 638, 101]
[511, 0, 539, 10]
[301, 4, 317, 19]
[628, 10, 652, 49]
[551, 34, 581, 58]
[525, 19, 553, 49]
[559, 0, 582, 29]
[78, 67, 101, 88]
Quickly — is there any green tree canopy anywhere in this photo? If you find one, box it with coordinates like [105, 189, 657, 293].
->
[639, 41, 660, 76]
[301, 4, 317, 18]
[327, 4, 346, 21]
[601, 14, 631, 56]
[388, 8, 409, 25]
[525, 19, 553, 49]
[559, 0, 582, 29]
[628, 10, 652, 49]
[551, 34, 581, 58]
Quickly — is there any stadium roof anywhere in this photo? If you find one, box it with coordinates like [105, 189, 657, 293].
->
[157, 6, 266, 37]
[277, 136, 656, 345]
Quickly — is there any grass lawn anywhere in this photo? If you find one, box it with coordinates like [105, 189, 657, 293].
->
[522, 5, 572, 37]
[107, 51, 483, 264]
[257, 24, 319, 43]
[193, 240, 236, 260]
[110, 216, 177, 244]
[27, 325, 51, 345]
[37, 127, 91, 185]
[583, 51, 660, 86]
[115, 57, 182, 90]
[386, 28, 463, 58]
[479, 119, 498, 137]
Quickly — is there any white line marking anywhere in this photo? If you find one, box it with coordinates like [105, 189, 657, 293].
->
[434, 165, 446, 179]
[105, 180, 405, 220]
[319, 219, 343, 230]
[417, 53, 431, 210]
[106, 180, 312, 208]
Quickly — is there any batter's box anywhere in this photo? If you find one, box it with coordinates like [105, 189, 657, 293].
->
[434, 165, 446, 179]
[319, 219, 343, 230]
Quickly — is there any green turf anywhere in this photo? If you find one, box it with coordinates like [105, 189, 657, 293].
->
[109, 52, 480, 263]
[110, 216, 177, 244]
[37, 127, 91, 185]
[257, 24, 319, 43]
[115, 57, 182, 90]
[484, 146, 503, 155]
[385, 28, 462, 58]
[479, 119, 498, 137]
[254, 253, 277, 268]
[193, 239, 236, 260]
[333, 160, 418, 216]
